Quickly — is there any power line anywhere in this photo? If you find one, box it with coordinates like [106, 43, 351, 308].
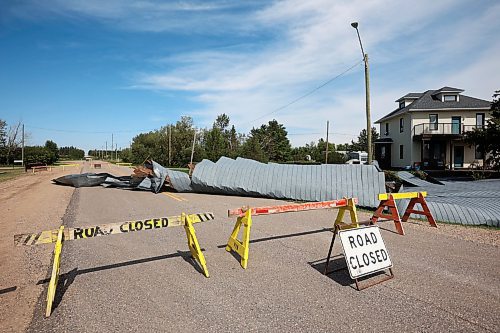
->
[247, 59, 364, 125]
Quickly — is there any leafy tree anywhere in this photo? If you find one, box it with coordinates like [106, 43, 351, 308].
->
[465, 90, 500, 169]
[241, 119, 291, 162]
[1, 121, 22, 164]
[44, 140, 59, 162]
[59, 146, 84, 160]
[24, 146, 51, 165]
[240, 134, 268, 162]
[349, 127, 379, 152]
[0, 119, 6, 148]
[204, 114, 230, 161]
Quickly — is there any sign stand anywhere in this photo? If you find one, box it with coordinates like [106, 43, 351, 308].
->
[324, 224, 394, 291]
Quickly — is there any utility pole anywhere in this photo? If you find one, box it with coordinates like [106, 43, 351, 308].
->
[168, 125, 172, 166]
[111, 134, 114, 161]
[190, 129, 196, 166]
[364, 53, 372, 164]
[351, 22, 372, 164]
[21, 124, 25, 166]
[105, 141, 107, 160]
[325, 121, 329, 164]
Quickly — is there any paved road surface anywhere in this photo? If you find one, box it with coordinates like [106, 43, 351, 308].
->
[25, 163, 499, 332]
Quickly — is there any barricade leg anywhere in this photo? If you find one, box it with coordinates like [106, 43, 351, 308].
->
[46, 226, 64, 317]
[334, 198, 359, 229]
[182, 213, 210, 278]
[225, 209, 252, 269]
[371, 196, 405, 235]
[401, 194, 438, 228]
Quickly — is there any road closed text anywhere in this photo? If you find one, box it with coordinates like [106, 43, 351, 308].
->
[339, 226, 392, 279]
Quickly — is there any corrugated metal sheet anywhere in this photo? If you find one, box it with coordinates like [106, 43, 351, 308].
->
[396, 180, 500, 227]
[397, 171, 439, 187]
[176, 157, 385, 207]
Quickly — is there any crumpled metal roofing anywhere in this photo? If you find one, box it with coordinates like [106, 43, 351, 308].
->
[171, 157, 386, 208]
[396, 180, 500, 227]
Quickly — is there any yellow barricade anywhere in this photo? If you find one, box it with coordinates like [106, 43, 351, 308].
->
[226, 198, 359, 269]
[15, 212, 214, 317]
[372, 191, 436, 235]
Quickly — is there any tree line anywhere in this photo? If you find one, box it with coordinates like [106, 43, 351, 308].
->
[117, 114, 379, 167]
[0, 120, 84, 165]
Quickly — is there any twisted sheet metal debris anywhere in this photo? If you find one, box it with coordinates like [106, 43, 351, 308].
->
[53, 160, 168, 193]
[54, 157, 387, 208]
[396, 180, 500, 227]
[176, 157, 386, 208]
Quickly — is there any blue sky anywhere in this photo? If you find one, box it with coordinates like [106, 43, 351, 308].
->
[1, 0, 499, 154]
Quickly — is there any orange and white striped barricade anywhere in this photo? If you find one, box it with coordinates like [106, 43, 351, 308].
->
[226, 198, 359, 269]
[371, 192, 437, 235]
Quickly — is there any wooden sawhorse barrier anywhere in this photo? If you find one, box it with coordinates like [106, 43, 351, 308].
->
[226, 198, 359, 269]
[371, 191, 437, 235]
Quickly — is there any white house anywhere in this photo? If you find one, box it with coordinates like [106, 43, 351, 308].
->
[374, 87, 491, 170]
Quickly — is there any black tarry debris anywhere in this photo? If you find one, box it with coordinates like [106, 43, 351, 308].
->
[53, 160, 168, 193]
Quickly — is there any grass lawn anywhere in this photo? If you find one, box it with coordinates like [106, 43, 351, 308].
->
[0, 168, 24, 183]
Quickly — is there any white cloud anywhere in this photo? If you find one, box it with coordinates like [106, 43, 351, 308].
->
[7, 0, 499, 147]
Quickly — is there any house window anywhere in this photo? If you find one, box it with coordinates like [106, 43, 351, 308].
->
[399, 118, 404, 133]
[475, 146, 484, 160]
[443, 95, 457, 102]
[476, 113, 485, 129]
[399, 145, 404, 159]
[385, 123, 389, 135]
[399, 101, 405, 109]
[429, 114, 438, 130]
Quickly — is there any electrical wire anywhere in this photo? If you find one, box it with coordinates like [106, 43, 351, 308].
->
[246, 59, 364, 125]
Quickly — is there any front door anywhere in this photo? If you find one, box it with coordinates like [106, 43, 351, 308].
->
[452, 116, 461, 134]
[454, 146, 464, 168]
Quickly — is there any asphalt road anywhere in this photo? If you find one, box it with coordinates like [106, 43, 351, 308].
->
[26, 164, 499, 332]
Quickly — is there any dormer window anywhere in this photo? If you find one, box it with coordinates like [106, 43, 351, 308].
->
[443, 95, 458, 102]
[399, 101, 405, 109]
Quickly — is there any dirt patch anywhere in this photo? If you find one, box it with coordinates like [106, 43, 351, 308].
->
[0, 163, 82, 333]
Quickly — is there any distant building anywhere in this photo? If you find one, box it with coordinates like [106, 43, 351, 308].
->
[374, 87, 491, 169]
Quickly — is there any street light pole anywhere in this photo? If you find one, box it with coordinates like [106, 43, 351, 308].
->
[351, 22, 372, 164]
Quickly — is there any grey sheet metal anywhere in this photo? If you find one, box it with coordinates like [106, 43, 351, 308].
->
[397, 171, 438, 187]
[182, 157, 386, 208]
[165, 169, 192, 192]
[396, 179, 500, 227]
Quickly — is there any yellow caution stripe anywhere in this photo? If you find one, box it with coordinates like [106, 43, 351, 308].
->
[14, 212, 215, 246]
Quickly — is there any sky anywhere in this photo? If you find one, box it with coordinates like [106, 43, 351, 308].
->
[1, 0, 499, 154]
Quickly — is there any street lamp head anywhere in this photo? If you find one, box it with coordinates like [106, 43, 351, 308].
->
[351, 22, 358, 29]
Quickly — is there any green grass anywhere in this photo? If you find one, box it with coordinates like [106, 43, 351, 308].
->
[0, 168, 24, 183]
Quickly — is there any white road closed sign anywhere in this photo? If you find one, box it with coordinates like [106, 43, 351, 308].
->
[339, 226, 392, 279]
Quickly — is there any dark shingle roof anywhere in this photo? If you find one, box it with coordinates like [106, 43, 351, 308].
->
[396, 93, 423, 102]
[431, 86, 464, 95]
[376, 87, 490, 123]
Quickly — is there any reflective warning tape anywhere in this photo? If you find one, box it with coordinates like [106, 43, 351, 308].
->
[14, 212, 215, 246]
[228, 199, 358, 217]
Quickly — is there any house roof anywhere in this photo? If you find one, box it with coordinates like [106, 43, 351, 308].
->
[395, 93, 423, 102]
[376, 87, 490, 123]
[431, 86, 464, 95]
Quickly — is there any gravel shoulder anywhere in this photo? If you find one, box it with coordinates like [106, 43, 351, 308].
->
[0, 163, 81, 333]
